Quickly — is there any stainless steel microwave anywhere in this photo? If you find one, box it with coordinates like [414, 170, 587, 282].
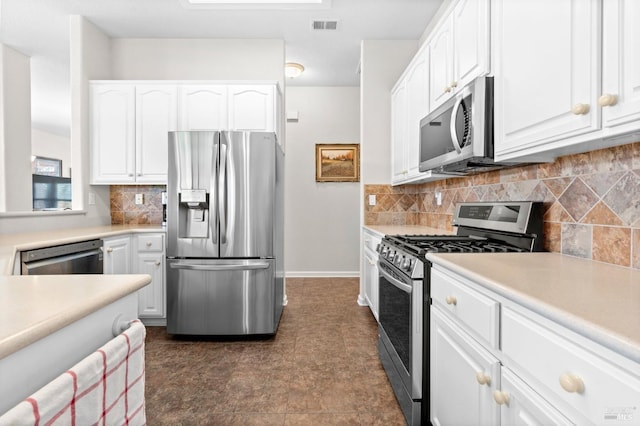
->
[419, 76, 519, 175]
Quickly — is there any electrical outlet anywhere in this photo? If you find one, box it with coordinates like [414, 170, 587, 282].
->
[135, 194, 144, 205]
[88, 192, 96, 205]
[368, 194, 376, 206]
[435, 191, 442, 206]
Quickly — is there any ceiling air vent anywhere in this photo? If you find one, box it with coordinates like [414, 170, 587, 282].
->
[312, 20, 338, 30]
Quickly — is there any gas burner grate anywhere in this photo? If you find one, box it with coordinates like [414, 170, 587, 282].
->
[382, 234, 526, 255]
[417, 240, 526, 253]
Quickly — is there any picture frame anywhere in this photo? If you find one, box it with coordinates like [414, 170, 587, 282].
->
[315, 143, 360, 182]
[32, 156, 62, 177]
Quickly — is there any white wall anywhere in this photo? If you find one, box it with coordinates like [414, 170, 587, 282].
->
[285, 86, 360, 276]
[0, 25, 286, 234]
[0, 45, 32, 212]
[360, 40, 418, 185]
[110, 38, 285, 89]
[0, 16, 113, 234]
[357, 40, 419, 302]
[31, 129, 72, 178]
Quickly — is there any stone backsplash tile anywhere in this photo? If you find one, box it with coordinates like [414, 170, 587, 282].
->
[110, 185, 165, 225]
[364, 141, 640, 270]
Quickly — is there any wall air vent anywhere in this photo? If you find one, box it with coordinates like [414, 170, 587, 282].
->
[312, 20, 338, 30]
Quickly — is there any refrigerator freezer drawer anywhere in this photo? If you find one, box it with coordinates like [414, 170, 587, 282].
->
[166, 258, 281, 336]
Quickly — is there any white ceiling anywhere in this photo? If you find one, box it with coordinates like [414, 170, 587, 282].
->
[0, 0, 444, 136]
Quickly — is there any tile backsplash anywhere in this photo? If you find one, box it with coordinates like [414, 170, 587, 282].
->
[364, 141, 640, 270]
[110, 185, 166, 225]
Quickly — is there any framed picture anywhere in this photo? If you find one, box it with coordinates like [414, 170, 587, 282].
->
[32, 156, 62, 177]
[315, 143, 360, 182]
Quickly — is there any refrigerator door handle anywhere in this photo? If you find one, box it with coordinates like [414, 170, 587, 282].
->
[169, 262, 270, 271]
[219, 143, 228, 244]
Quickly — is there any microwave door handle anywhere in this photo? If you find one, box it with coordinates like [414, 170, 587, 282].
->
[449, 95, 464, 154]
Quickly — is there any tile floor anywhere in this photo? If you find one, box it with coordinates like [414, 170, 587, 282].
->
[144, 277, 405, 425]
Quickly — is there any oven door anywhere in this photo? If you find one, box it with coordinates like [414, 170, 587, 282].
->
[378, 259, 422, 399]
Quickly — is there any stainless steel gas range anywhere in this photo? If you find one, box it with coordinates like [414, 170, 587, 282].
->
[376, 201, 543, 425]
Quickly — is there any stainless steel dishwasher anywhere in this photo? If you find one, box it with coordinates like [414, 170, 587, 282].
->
[21, 240, 104, 275]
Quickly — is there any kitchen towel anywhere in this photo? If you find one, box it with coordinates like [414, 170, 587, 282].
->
[0, 320, 146, 426]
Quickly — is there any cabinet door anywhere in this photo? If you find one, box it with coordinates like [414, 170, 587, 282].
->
[228, 85, 275, 132]
[493, 0, 600, 159]
[363, 246, 379, 320]
[391, 82, 408, 183]
[429, 16, 454, 109]
[103, 236, 131, 275]
[136, 85, 177, 184]
[90, 84, 135, 184]
[178, 85, 228, 130]
[453, 0, 489, 89]
[405, 47, 429, 178]
[601, 0, 640, 128]
[498, 368, 573, 426]
[135, 252, 165, 318]
[431, 308, 500, 426]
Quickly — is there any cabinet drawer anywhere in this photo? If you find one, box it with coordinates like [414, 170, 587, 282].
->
[502, 307, 640, 424]
[363, 230, 382, 253]
[137, 234, 164, 252]
[430, 268, 499, 349]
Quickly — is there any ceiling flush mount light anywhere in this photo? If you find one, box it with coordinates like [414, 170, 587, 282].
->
[285, 63, 305, 79]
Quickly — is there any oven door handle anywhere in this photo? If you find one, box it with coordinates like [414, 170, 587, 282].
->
[379, 264, 412, 294]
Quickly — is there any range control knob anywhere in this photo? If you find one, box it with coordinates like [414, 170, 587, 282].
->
[388, 250, 396, 261]
[395, 255, 404, 267]
[402, 257, 413, 271]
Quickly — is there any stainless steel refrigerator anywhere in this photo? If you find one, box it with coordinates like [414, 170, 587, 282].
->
[166, 131, 284, 335]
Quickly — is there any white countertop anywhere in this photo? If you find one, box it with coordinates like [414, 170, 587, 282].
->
[364, 225, 452, 238]
[0, 274, 151, 359]
[0, 225, 163, 359]
[0, 225, 165, 275]
[427, 252, 640, 362]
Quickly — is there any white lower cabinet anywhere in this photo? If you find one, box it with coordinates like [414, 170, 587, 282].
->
[498, 368, 572, 426]
[430, 264, 640, 425]
[362, 228, 382, 320]
[133, 234, 165, 320]
[502, 306, 640, 425]
[103, 233, 166, 322]
[102, 236, 132, 274]
[430, 308, 500, 426]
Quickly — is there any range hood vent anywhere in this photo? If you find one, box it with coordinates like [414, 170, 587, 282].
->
[312, 20, 338, 30]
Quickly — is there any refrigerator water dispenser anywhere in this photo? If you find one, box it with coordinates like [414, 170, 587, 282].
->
[178, 189, 209, 238]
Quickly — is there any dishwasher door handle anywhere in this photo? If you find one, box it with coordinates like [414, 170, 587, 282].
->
[169, 262, 270, 271]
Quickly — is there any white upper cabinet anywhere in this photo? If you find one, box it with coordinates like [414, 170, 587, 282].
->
[405, 50, 429, 179]
[601, 0, 640, 128]
[135, 85, 177, 184]
[91, 83, 177, 185]
[493, 0, 640, 162]
[453, 0, 490, 90]
[429, 0, 490, 110]
[228, 85, 276, 132]
[90, 84, 136, 184]
[91, 81, 282, 185]
[391, 46, 445, 185]
[178, 85, 227, 131]
[493, 0, 600, 161]
[391, 81, 408, 184]
[429, 16, 454, 109]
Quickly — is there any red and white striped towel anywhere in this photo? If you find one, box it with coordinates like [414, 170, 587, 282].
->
[0, 320, 146, 426]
